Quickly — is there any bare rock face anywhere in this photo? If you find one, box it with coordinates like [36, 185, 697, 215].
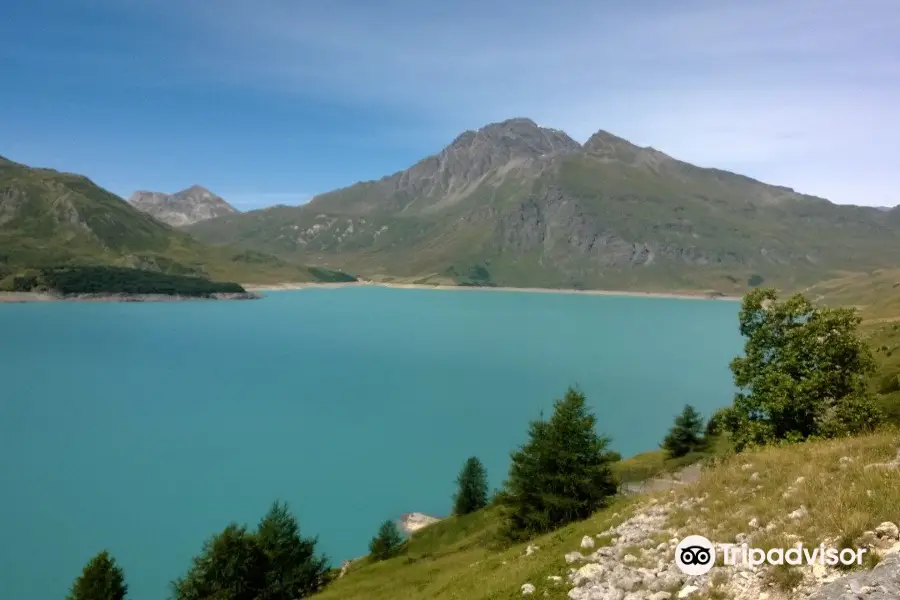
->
[129, 185, 237, 227]
[398, 512, 442, 534]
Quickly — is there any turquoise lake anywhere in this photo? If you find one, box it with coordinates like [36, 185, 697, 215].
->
[0, 287, 742, 600]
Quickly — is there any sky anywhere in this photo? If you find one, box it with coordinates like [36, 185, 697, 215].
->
[1, 0, 898, 209]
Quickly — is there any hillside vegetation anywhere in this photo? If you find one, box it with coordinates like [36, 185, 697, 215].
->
[187, 119, 900, 293]
[0, 156, 355, 287]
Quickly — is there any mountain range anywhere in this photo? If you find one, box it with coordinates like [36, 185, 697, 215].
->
[185, 118, 900, 292]
[129, 186, 237, 227]
[0, 156, 352, 286]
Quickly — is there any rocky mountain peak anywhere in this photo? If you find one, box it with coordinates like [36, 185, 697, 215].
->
[583, 128, 673, 167]
[129, 186, 236, 227]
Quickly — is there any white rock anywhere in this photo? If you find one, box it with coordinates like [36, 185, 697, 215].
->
[876, 521, 900, 540]
[521, 583, 536, 595]
[748, 517, 760, 529]
[525, 544, 539, 556]
[741, 463, 753, 470]
[547, 575, 562, 583]
[648, 593, 673, 600]
[580, 535, 596, 549]
[564, 551, 585, 564]
[795, 476, 806, 485]
[788, 505, 808, 520]
[572, 563, 604, 586]
[749, 472, 760, 481]
[623, 554, 637, 564]
[677, 585, 700, 598]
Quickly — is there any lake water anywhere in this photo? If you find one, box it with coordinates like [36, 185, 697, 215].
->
[0, 288, 742, 600]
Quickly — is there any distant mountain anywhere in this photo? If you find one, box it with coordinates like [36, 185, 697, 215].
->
[186, 118, 900, 293]
[129, 185, 237, 227]
[0, 156, 353, 285]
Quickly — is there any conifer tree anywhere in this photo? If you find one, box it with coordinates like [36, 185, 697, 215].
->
[662, 404, 706, 458]
[453, 456, 489, 516]
[67, 551, 128, 600]
[499, 386, 618, 540]
[170, 524, 268, 600]
[256, 501, 330, 599]
[368, 520, 404, 561]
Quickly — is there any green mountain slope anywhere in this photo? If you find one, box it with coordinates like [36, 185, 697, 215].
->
[0, 156, 353, 285]
[187, 119, 900, 292]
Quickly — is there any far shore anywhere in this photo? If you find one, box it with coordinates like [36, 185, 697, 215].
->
[0, 291, 261, 303]
[242, 280, 742, 301]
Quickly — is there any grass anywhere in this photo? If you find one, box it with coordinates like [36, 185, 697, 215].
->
[316, 499, 637, 600]
[664, 431, 900, 556]
[319, 432, 900, 600]
[613, 435, 731, 484]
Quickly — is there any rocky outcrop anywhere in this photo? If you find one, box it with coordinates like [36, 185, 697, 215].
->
[129, 185, 237, 227]
[807, 552, 900, 599]
[398, 512, 442, 534]
[550, 495, 900, 600]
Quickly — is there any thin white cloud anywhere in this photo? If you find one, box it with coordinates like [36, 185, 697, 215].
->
[101, 0, 900, 206]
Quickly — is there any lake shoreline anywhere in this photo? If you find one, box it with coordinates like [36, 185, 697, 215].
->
[243, 280, 742, 301]
[0, 291, 261, 303]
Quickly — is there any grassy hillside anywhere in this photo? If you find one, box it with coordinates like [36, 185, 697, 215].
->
[0, 157, 355, 286]
[186, 120, 900, 293]
[802, 269, 900, 420]
[317, 432, 900, 600]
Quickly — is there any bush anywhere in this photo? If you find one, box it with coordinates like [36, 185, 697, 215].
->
[498, 387, 618, 541]
[369, 520, 404, 561]
[453, 457, 489, 516]
[67, 551, 128, 600]
[724, 288, 881, 451]
[662, 404, 705, 458]
[878, 372, 900, 395]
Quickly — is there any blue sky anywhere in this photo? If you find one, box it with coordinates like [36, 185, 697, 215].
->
[2, 0, 898, 209]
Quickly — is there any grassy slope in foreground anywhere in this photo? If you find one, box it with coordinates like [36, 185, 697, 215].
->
[317, 432, 900, 600]
[0, 156, 356, 286]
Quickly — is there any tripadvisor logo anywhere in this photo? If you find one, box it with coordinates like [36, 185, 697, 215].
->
[675, 535, 868, 575]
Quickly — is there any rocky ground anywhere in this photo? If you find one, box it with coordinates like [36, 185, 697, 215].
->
[518, 455, 900, 600]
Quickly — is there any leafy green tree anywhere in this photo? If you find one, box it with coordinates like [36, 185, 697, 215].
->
[662, 404, 706, 458]
[723, 288, 881, 451]
[67, 551, 128, 600]
[170, 524, 268, 600]
[368, 520, 404, 561]
[499, 386, 618, 540]
[453, 457, 489, 516]
[256, 501, 329, 599]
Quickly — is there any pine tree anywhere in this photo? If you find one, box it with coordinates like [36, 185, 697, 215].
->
[368, 520, 404, 561]
[256, 501, 330, 599]
[662, 404, 706, 458]
[499, 386, 618, 540]
[453, 457, 489, 516]
[67, 551, 128, 600]
[170, 524, 269, 600]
